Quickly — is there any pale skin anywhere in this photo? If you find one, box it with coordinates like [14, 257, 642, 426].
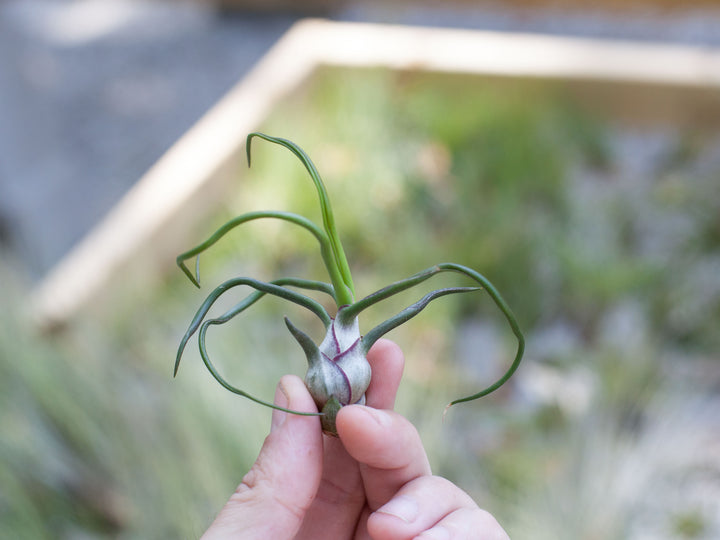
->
[202, 339, 510, 540]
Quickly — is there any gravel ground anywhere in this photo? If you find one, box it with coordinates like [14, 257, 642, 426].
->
[1, 0, 719, 279]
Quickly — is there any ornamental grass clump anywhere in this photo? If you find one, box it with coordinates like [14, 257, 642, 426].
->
[175, 133, 525, 435]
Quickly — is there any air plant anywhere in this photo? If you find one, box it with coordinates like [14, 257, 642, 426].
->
[175, 133, 524, 435]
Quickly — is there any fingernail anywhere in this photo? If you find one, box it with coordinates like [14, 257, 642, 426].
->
[377, 495, 419, 523]
[271, 381, 290, 432]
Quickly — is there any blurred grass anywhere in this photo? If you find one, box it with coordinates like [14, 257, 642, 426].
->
[0, 264, 277, 538]
[2, 67, 719, 538]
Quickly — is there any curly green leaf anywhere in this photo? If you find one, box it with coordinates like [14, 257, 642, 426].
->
[198, 316, 322, 417]
[175, 277, 332, 376]
[345, 263, 525, 409]
[246, 133, 355, 305]
[176, 210, 335, 292]
[362, 286, 481, 353]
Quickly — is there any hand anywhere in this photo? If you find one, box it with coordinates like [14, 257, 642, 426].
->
[202, 339, 509, 539]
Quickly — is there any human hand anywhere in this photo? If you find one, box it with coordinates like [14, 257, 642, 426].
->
[202, 339, 509, 539]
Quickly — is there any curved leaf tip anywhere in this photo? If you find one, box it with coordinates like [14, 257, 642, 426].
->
[177, 256, 200, 288]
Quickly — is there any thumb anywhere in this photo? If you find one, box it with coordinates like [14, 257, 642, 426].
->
[202, 375, 323, 539]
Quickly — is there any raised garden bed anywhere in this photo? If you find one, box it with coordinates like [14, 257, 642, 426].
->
[30, 19, 720, 329]
[25, 19, 720, 537]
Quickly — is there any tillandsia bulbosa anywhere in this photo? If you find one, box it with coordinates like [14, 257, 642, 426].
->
[174, 133, 525, 436]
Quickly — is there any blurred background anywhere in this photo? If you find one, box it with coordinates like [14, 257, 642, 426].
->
[2, 1, 720, 538]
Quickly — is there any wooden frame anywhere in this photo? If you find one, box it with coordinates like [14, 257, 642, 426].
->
[30, 19, 720, 329]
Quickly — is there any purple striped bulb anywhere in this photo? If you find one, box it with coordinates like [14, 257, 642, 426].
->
[285, 307, 371, 435]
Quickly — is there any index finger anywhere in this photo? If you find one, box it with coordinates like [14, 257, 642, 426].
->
[293, 339, 405, 539]
[363, 338, 405, 410]
[336, 406, 431, 511]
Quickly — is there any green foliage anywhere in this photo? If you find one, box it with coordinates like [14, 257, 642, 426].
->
[673, 509, 707, 538]
[4, 67, 719, 537]
[250, 68, 720, 537]
[0, 266, 271, 538]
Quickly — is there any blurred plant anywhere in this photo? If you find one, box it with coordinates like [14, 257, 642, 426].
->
[0, 262, 265, 539]
[174, 133, 524, 435]
[254, 71, 720, 538]
[7, 68, 719, 539]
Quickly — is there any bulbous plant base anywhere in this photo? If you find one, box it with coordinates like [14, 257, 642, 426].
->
[318, 394, 368, 436]
[320, 395, 343, 436]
